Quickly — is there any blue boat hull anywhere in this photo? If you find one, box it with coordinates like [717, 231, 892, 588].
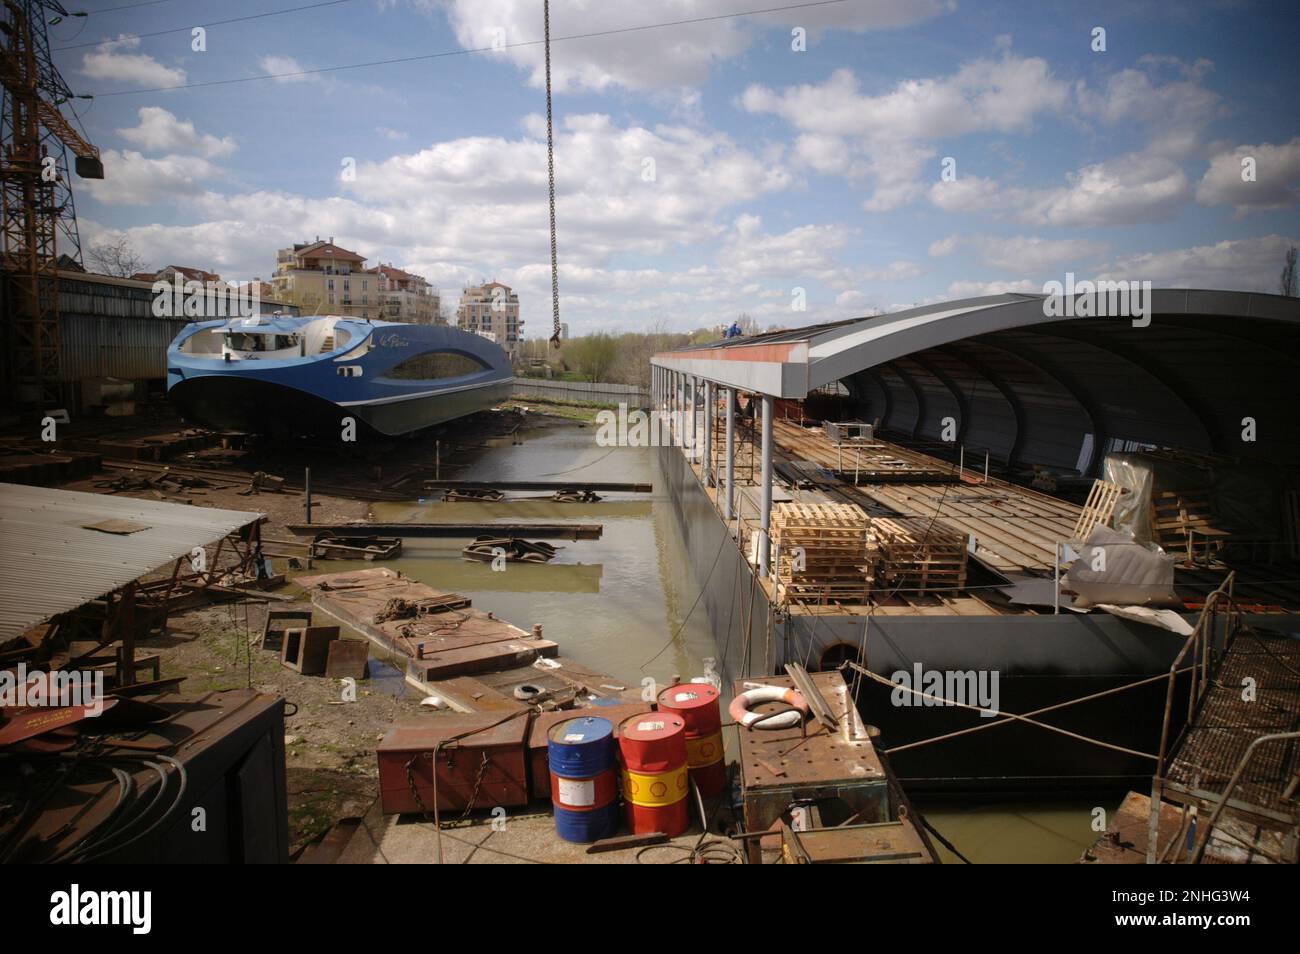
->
[166, 315, 513, 438]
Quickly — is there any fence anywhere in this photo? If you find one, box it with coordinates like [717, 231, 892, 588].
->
[511, 377, 648, 405]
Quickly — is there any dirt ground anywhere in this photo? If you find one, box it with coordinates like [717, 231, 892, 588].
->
[160, 595, 426, 857]
[51, 470, 419, 856]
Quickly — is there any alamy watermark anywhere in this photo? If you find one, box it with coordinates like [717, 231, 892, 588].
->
[0, 664, 105, 716]
[890, 664, 1000, 718]
[50, 884, 151, 934]
[595, 404, 690, 447]
[152, 276, 261, 319]
[1041, 273, 1152, 327]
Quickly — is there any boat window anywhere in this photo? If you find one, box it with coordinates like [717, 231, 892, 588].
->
[338, 366, 363, 378]
[224, 332, 299, 352]
[382, 352, 488, 380]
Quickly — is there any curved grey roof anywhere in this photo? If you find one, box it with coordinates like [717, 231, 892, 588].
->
[653, 289, 1300, 472]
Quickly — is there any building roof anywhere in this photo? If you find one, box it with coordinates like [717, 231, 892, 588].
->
[165, 265, 221, 282]
[292, 241, 365, 263]
[367, 264, 426, 283]
[652, 289, 1300, 470]
[0, 484, 264, 641]
[462, 281, 514, 295]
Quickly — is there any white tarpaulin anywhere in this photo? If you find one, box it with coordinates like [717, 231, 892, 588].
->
[1062, 526, 1181, 608]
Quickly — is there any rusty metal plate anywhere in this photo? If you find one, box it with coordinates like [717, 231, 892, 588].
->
[734, 671, 884, 790]
[790, 818, 931, 863]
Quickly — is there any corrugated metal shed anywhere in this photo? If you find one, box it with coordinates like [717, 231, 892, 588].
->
[652, 289, 1300, 472]
[54, 270, 301, 383]
[0, 483, 264, 640]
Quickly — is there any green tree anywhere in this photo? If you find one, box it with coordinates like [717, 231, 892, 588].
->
[569, 333, 619, 382]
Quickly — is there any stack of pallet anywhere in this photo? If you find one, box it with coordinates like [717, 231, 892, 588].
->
[1151, 490, 1230, 563]
[770, 502, 872, 605]
[872, 517, 970, 594]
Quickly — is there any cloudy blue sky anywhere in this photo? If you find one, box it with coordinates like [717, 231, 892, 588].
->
[58, 0, 1300, 334]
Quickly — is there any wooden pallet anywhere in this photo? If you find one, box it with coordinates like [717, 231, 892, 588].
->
[1151, 490, 1230, 563]
[873, 517, 969, 593]
[1073, 478, 1124, 540]
[775, 577, 873, 606]
[772, 505, 871, 558]
[770, 502, 872, 605]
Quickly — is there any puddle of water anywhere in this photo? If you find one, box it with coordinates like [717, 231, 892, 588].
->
[366, 655, 410, 701]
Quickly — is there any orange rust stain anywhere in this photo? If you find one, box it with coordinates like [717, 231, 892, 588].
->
[654, 342, 799, 363]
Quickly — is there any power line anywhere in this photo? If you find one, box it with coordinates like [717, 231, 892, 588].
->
[56, 0, 361, 51]
[91, 0, 858, 97]
[82, 0, 180, 14]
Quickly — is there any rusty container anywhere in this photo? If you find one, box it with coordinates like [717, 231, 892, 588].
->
[376, 713, 529, 815]
[657, 681, 727, 798]
[617, 713, 690, 836]
[547, 717, 619, 843]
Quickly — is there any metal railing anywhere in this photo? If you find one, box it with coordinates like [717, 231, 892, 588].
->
[1190, 730, 1300, 863]
[1145, 571, 1238, 863]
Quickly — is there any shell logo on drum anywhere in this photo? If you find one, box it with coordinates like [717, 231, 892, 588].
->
[617, 714, 691, 836]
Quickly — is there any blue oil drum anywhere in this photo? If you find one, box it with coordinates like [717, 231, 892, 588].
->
[548, 717, 619, 843]
[554, 801, 620, 843]
[547, 716, 614, 777]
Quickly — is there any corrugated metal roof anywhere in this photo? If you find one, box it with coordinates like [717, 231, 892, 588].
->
[0, 483, 264, 641]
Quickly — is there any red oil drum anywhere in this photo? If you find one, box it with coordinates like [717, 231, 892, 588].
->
[617, 714, 690, 836]
[657, 682, 727, 798]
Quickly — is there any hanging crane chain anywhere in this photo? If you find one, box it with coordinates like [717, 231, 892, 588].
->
[544, 0, 561, 348]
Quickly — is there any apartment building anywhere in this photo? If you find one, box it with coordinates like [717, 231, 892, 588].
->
[368, 263, 440, 324]
[271, 239, 381, 319]
[456, 281, 522, 359]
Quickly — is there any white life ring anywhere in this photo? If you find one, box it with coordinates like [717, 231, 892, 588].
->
[728, 686, 809, 729]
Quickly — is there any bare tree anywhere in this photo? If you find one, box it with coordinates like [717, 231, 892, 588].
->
[1281, 245, 1298, 297]
[87, 237, 147, 278]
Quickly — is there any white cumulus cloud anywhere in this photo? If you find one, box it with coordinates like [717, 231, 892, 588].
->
[118, 107, 237, 158]
[81, 36, 185, 88]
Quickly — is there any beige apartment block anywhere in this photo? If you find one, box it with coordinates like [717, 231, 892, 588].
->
[368, 263, 440, 324]
[272, 239, 381, 319]
[456, 281, 523, 359]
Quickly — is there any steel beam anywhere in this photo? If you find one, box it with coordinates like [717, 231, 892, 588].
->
[703, 380, 713, 486]
[759, 394, 773, 578]
[725, 387, 735, 521]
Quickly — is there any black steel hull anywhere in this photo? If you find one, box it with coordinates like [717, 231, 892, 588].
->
[169, 376, 512, 438]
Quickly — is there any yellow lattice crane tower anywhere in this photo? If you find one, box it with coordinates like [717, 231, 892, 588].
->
[1, 0, 102, 410]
